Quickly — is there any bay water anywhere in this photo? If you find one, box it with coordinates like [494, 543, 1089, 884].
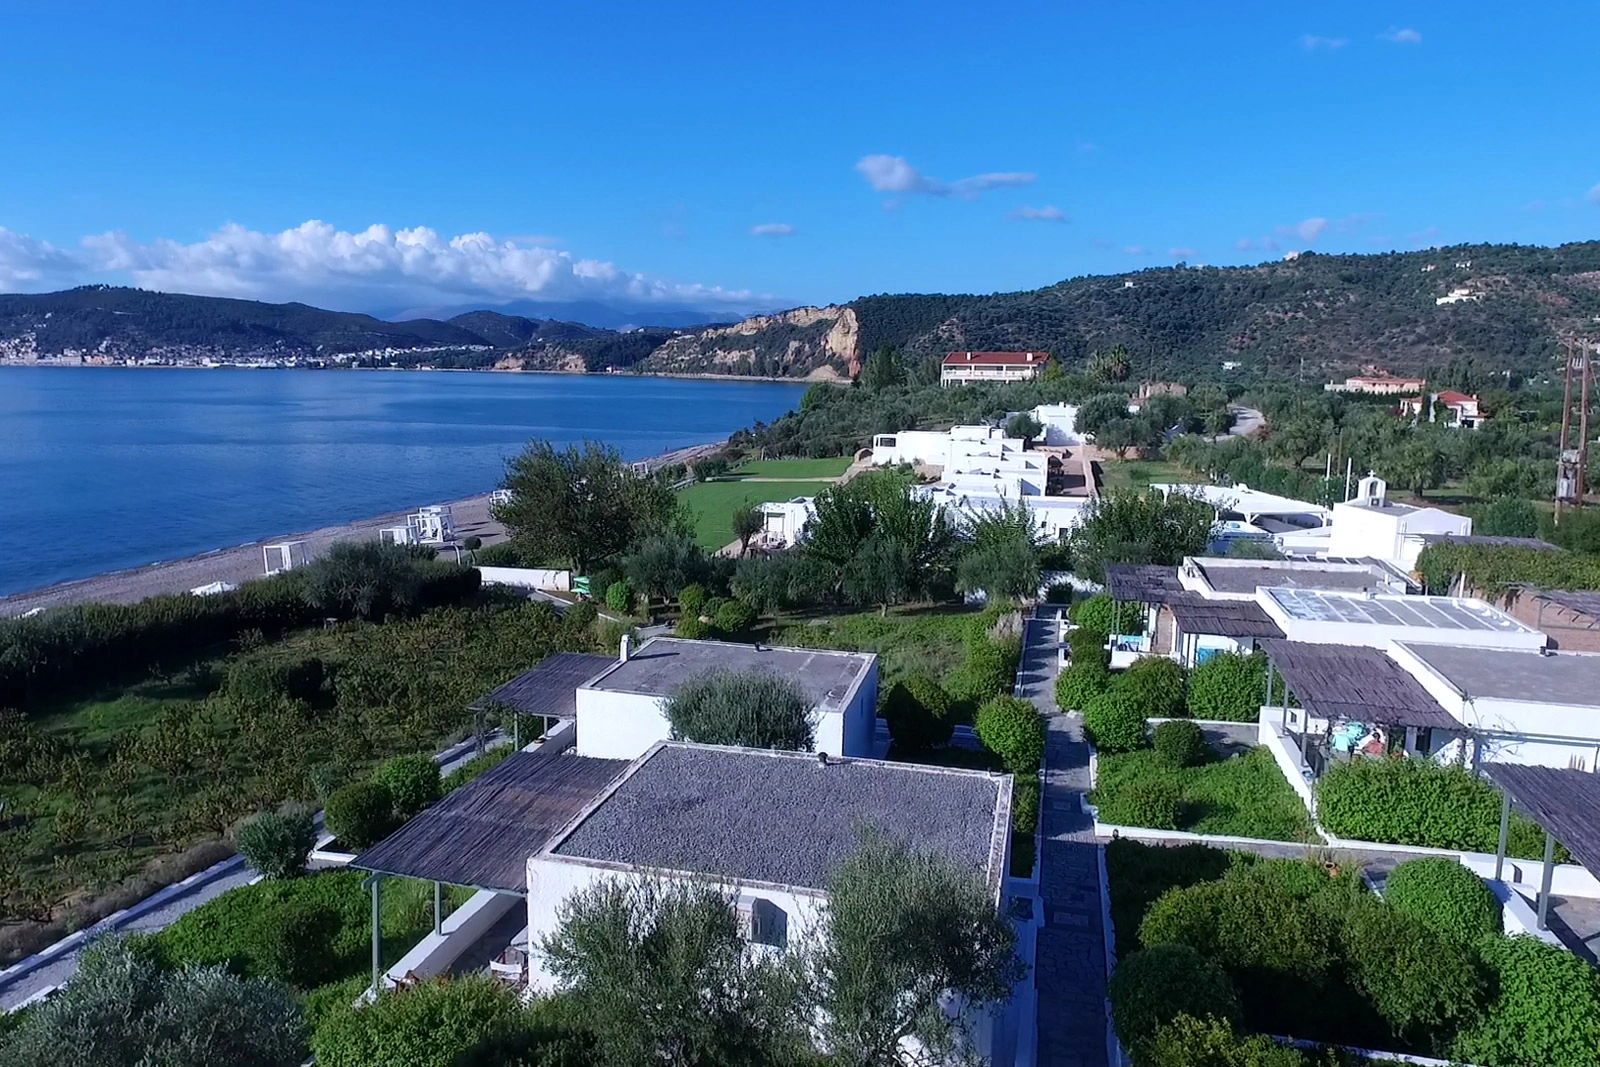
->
[0, 367, 806, 597]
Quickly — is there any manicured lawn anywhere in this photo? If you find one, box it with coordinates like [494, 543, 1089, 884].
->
[1092, 746, 1318, 843]
[728, 457, 852, 479]
[1097, 458, 1187, 492]
[678, 478, 834, 548]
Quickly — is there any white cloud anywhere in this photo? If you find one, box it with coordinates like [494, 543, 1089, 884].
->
[1297, 217, 1329, 241]
[1300, 34, 1349, 51]
[1379, 27, 1422, 44]
[854, 154, 1035, 200]
[0, 219, 767, 313]
[0, 228, 80, 289]
[749, 223, 796, 237]
[1008, 205, 1067, 222]
[1588, 183, 1600, 206]
[1169, 247, 1198, 259]
[1124, 245, 1150, 256]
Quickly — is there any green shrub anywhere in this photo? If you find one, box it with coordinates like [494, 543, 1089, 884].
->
[674, 615, 711, 640]
[1010, 773, 1040, 877]
[1186, 652, 1267, 722]
[440, 746, 514, 793]
[1383, 857, 1501, 943]
[1452, 933, 1600, 1067]
[1093, 749, 1316, 843]
[1083, 690, 1147, 752]
[373, 754, 441, 819]
[1338, 896, 1486, 1040]
[555, 600, 598, 649]
[1152, 720, 1207, 768]
[324, 781, 397, 850]
[664, 668, 814, 750]
[881, 674, 955, 751]
[312, 975, 535, 1067]
[1055, 657, 1110, 711]
[1110, 776, 1181, 830]
[226, 654, 334, 709]
[1066, 625, 1110, 667]
[1070, 594, 1142, 636]
[1104, 839, 1234, 954]
[973, 695, 1045, 772]
[1044, 583, 1072, 604]
[604, 581, 632, 614]
[1145, 1014, 1308, 1067]
[677, 583, 708, 617]
[236, 811, 317, 880]
[1314, 757, 1561, 859]
[255, 900, 343, 989]
[943, 639, 1014, 706]
[1122, 656, 1187, 719]
[1108, 944, 1241, 1058]
[1139, 876, 1337, 1004]
[711, 598, 755, 636]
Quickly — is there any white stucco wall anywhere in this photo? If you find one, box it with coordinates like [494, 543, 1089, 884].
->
[573, 688, 672, 760]
[574, 658, 877, 761]
[524, 858, 829, 992]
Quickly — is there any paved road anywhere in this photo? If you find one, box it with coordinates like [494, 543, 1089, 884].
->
[1020, 609, 1112, 1067]
[1223, 404, 1265, 439]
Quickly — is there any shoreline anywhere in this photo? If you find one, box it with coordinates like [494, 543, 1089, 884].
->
[0, 439, 725, 618]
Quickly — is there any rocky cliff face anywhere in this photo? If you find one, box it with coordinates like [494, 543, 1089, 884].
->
[635, 306, 860, 378]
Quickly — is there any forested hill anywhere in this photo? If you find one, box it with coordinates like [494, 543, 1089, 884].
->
[635, 240, 1600, 380]
[5, 240, 1599, 377]
[0, 286, 622, 362]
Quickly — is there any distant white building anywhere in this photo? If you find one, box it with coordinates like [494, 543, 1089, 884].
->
[1327, 474, 1472, 570]
[912, 484, 1088, 544]
[1031, 403, 1083, 446]
[1150, 482, 1330, 553]
[757, 497, 816, 549]
[940, 350, 1051, 386]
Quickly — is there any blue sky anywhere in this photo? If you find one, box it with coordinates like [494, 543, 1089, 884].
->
[1, 0, 1596, 317]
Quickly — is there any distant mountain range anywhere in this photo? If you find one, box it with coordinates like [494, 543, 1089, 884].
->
[382, 298, 749, 331]
[4, 241, 1599, 380]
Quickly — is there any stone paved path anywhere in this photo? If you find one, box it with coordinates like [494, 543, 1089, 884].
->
[1021, 609, 1112, 1067]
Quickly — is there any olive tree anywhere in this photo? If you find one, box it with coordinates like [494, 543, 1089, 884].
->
[1, 935, 306, 1067]
[494, 439, 679, 575]
[663, 669, 816, 751]
[814, 833, 1025, 1066]
[539, 878, 809, 1067]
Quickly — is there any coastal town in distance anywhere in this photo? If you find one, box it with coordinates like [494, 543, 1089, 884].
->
[4, 3, 1600, 1066]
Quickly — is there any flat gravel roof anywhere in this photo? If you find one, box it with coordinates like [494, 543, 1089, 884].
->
[1400, 642, 1600, 707]
[551, 744, 1009, 893]
[582, 637, 873, 711]
[1197, 561, 1394, 596]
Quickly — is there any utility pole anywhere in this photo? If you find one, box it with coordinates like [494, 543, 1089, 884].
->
[1556, 338, 1592, 521]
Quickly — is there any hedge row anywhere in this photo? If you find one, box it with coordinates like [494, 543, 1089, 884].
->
[0, 563, 482, 711]
[1314, 757, 1565, 861]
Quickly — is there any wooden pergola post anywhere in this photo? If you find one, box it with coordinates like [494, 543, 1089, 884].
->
[369, 874, 384, 995]
[1494, 791, 1511, 882]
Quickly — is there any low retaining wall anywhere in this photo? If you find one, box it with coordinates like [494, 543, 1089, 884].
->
[477, 566, 571, 591]
[381, 890, 523, 988]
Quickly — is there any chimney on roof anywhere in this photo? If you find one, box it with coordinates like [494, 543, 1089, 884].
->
[966, 351, 973, 361]
[1026, 352, 1035, 362]
[619, 633, 632, 663]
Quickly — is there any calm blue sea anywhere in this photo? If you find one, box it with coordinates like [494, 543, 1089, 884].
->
[0, 368, 806, 597]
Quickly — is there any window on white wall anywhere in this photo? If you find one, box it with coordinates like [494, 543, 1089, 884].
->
[739, 896, 789, 949]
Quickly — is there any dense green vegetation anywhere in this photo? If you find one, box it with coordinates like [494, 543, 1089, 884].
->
[0, 585, 592, 958]
[1092, 746, 1318, 841]
[1314, 757, 1564, 860]
[1105, 839, 1600, 1066]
